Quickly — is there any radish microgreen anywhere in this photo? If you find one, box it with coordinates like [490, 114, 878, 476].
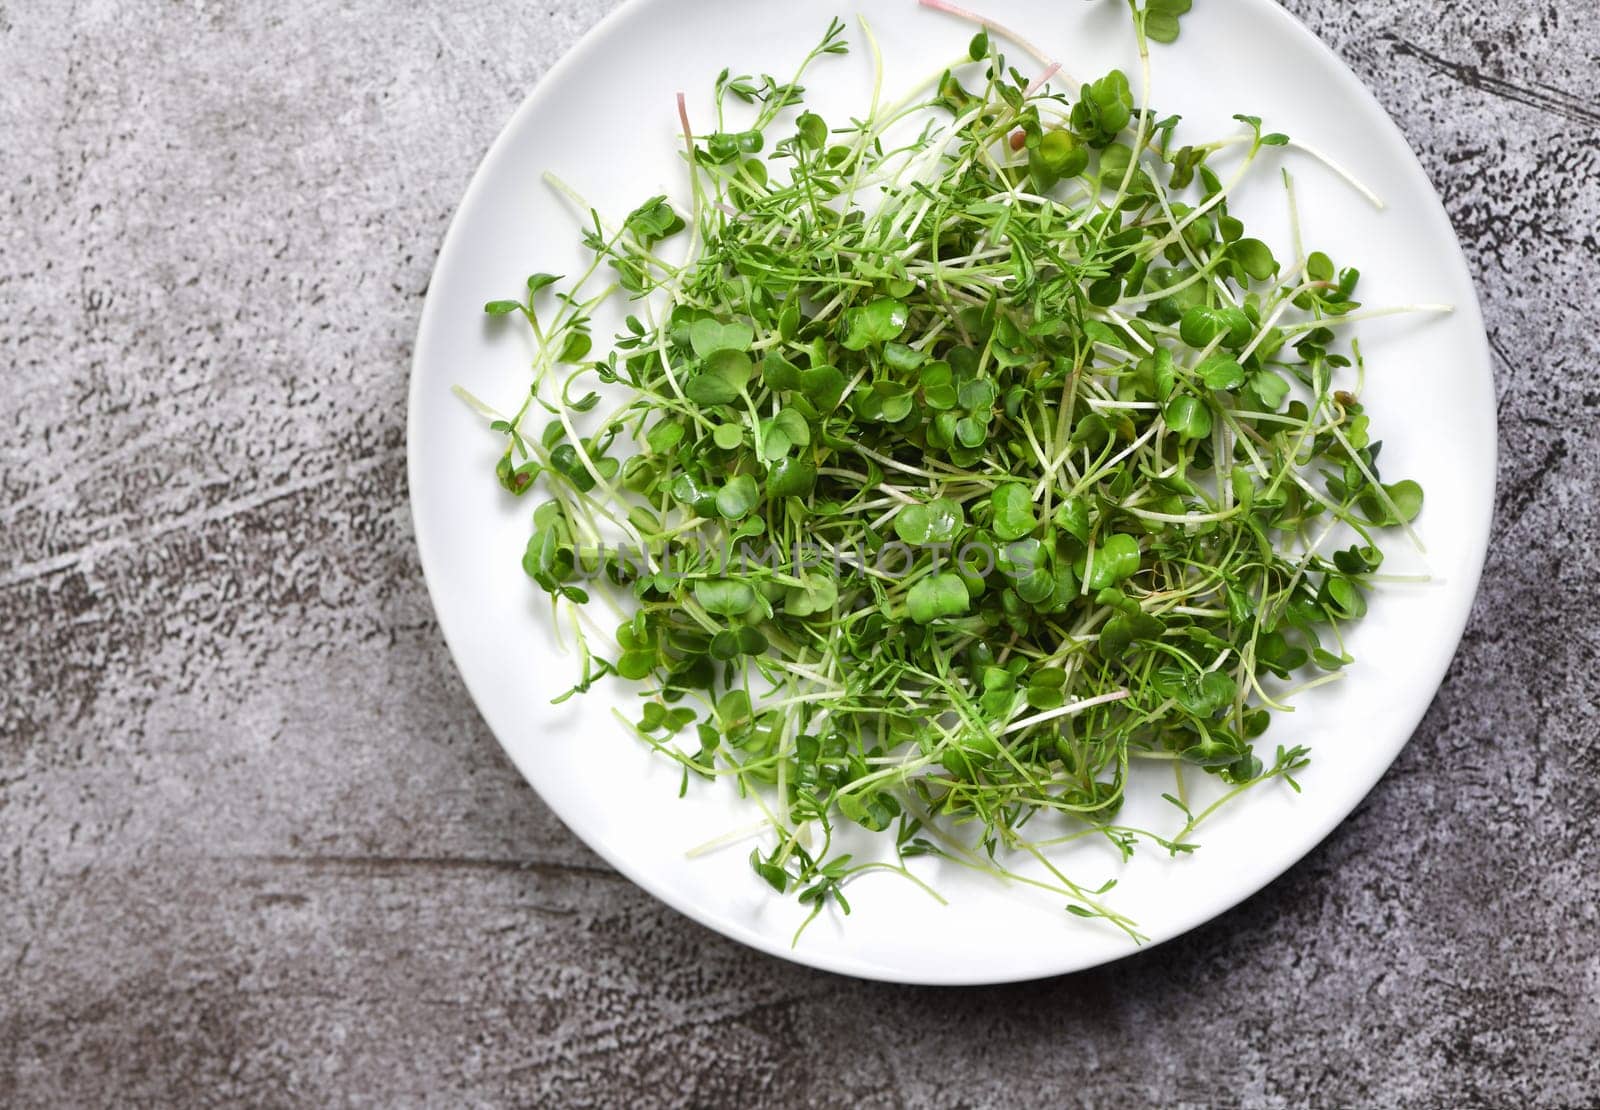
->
[461, 2, 1442, 943]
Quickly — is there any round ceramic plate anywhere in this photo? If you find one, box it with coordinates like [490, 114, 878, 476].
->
[409, 0, 1494, 984]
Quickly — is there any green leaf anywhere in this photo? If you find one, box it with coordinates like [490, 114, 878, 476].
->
[557, 331, 592, 364]
[772, 408, 810, 448]
[894, 498, 965, 545]
[1179, 305, 1228, 348]
[718, 689, 752, 727]
[893, 503, 933, 545]
[1025, 683, 1065, 710]
[1168, 669, 1236, 716]
[1031, 667, 1068, 690]
[1145, 11, 1180, 43]
[1361, 478, 1424, 525]
[1164, 394, 1212, 440]
[907, 573, 970, 624]
[709, 630, 744, 661]
[1099, 610, 1163, 657]
[798, 365, 846, 410]
[784, 573, 838, 616]
[796, 111, 827, 149]
[496, 452, 540, 496]
[1072, 69, 1133, 147]
[687, 349, 753, 406]
[1054, 496, 1092, 543]
[694, 578, 758, 617]
[1036, 129, 1087, 178]
[883, 342, 925, 373]
[715, 475, 761, 520]
[957, 378, 998, 411]
[766, 457, 817, 499]
[623, 196, 685, 247]
[1085, 533, 1142, 589]
[1318, 575, 1368, 620]
[921, 362, 958, 409]
[762, 353, 802, 391]
[616, 650, 657, 680]
[686, 372, 741, 406]
[547, 444, 595, 492]
[750, 848, 789, 893]
[757, 417, 794, 460]
[991, 484, 1037, 541]
[1232, 238, 1279, 282]
[954, 416, 987, 448]
[839, 789, 900, 832]
[1198, 354, 1247, 391]
[690, 317, 755, 359]
[1249, 371, 1290, 410]
[1333, 543, 1384, 575]
[840, 298, 909, 351]
[1098, 142, 1132, 181]
[878, 386, 915, 424]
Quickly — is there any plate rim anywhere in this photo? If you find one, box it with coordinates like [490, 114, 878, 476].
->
[407, 0, 1497, 984]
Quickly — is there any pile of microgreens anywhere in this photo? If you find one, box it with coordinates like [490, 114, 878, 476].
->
[460, 0, 1440, 944]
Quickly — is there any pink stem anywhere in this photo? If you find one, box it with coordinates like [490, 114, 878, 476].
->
[676, 92, 694, 151]
[917, 0, 1057, 68]
[1025, 61, 1062, 97]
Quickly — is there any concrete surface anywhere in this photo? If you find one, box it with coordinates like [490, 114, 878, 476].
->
[2, 0, 1597, 1106]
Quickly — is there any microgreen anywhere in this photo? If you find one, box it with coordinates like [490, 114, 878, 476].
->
[462, 2, 1439, 944]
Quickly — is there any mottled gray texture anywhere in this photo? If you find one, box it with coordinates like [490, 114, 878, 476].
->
[1, 0, 1596, 1106]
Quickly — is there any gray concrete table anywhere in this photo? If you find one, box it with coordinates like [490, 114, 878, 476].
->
[3, 1, 1596, 1105]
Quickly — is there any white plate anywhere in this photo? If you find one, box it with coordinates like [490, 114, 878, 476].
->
[409, 0, 1494, 984]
